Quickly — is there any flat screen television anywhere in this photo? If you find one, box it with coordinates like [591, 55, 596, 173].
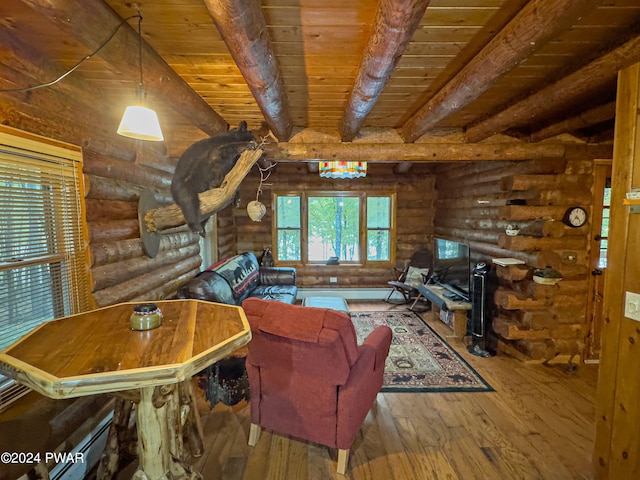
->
[432, 238, 470, 300]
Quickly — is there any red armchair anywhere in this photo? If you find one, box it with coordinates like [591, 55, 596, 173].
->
[242, 298, 392, 474]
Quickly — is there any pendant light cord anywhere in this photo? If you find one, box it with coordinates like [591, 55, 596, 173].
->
[0, 14, 143, 93]
[136, 13, 144, 93]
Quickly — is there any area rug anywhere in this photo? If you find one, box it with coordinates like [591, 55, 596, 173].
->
[351, 311, 494, 393]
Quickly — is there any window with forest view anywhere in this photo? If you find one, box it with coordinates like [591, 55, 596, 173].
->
[274, 192, 395, 265]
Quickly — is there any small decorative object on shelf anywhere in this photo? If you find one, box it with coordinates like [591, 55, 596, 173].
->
[505, 224, 520, 236]
[533, 266, 562, 285]
[130, 303, 163, 331]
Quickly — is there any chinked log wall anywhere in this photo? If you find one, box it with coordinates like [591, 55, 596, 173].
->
[232, 162, 436, 288]
[434, 158, 594, 362]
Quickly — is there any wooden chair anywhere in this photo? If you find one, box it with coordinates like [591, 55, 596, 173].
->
[385, 249, 431, 309]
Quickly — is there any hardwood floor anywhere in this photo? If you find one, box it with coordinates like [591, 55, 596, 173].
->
[118, 301, 599, 479]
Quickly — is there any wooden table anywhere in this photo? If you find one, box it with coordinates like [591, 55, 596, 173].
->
[0, 299, 251, 480]
[418, 284, 472, 339]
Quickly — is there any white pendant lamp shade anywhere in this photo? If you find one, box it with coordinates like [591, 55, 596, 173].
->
[116, 14, 164, 142]
[117, 105, 164, 141]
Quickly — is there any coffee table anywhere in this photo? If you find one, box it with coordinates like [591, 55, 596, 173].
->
[0, 299, 251, 480]
[302, 296, 350, 312]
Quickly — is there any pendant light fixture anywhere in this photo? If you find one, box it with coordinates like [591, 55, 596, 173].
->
[117, 14, 164, 142]
[319, 161, 367, 179]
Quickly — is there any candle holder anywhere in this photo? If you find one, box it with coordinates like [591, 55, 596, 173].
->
[130, 303, 163, 331]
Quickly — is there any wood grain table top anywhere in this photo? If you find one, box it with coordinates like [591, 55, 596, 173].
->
[0, 300, 251, 399]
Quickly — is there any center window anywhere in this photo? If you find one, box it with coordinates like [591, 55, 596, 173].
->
[308, 196, 360, 262]
[274, 192, 395, 265]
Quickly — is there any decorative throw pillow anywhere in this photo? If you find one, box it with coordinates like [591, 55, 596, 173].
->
[405, 267, 430, 287]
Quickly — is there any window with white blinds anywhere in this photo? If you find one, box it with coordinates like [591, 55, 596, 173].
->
[0, 126, 90, 409]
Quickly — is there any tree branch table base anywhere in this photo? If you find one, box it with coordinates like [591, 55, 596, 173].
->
[0, 300, 250, 480]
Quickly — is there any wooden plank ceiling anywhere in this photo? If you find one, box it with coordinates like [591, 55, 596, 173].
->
[1, 0, 639, 159]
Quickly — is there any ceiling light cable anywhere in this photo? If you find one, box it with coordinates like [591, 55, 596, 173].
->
[0, 14, 142, 93]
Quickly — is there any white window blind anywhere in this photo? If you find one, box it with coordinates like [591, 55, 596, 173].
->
[0, 126, 90, 410]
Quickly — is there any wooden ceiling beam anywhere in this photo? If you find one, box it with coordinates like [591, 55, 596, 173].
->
[465, 33, 640, 143]
[401, 0, 604, 143]
[529, 101, 616, 142]
[339, 0, 430, 142]
[19, 0, 228, 137]
[264, 142, 612, 162]
[204, 0, 292, 141]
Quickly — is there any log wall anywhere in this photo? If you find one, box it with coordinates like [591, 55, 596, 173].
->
[232, 162, 436, 288]
[434, 158, 595, 362]
[83, 150, 201, 307]
[216, 205, 237, 262]
[0, 87, 202, 308]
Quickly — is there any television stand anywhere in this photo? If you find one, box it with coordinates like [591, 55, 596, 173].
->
[417, 284, 472, 339]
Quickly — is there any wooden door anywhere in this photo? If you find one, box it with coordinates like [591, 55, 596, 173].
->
[584, 161, 611, 362]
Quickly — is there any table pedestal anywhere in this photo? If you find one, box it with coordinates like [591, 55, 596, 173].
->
[130, 383, 203, 480]
[135, 386, 172, 479]
[0, 300, 249, 480]
[95, 380, 204, 480]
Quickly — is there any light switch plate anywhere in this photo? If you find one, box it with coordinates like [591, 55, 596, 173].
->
[625, 291, 640, 322]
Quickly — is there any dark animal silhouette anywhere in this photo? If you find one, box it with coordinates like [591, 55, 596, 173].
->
[234, 266, 244, 283]
[171, 121, 255, 236]
[448, 374, 472, 383]
[260, 247, 274, 267]
[244, 258, 255, 272]
[434, 351, 452, 360]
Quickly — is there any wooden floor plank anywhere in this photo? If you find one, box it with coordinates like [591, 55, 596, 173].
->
[113, 301, 598, 479]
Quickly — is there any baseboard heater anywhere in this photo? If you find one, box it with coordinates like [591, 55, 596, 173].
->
[49, 411, 112, 480]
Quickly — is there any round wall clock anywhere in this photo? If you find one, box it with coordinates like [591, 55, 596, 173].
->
[562, 206, 588, 228]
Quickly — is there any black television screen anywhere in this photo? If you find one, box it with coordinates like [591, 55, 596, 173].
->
[433, 238, 470, 298]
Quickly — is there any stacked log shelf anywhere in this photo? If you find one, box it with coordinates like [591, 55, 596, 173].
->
[434, 157, 595, 362]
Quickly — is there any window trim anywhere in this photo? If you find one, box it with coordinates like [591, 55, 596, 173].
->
[272, 190, 396, 267]
[0, 125, 91, 412]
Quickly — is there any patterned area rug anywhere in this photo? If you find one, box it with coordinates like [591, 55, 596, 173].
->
[351, 311, 494, 393]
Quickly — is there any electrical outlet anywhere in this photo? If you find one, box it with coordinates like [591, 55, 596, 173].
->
[625, 291, 640, 322]
[330, 277, 338, 283]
